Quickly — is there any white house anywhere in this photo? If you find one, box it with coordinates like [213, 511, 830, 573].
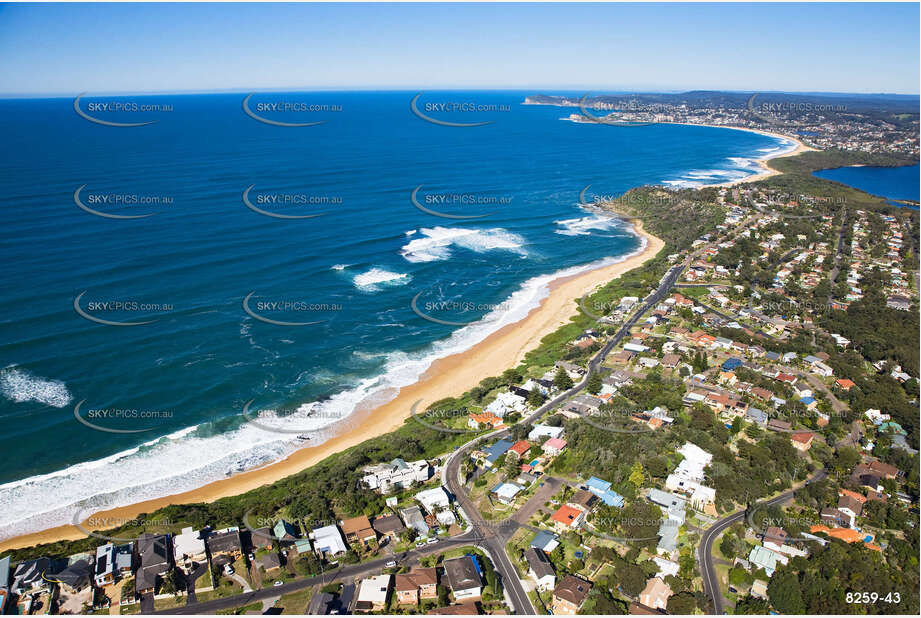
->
[311, 525, 348, 558]
[172, 527, 207, 571]
[415, 486, 451, 513]
[485, 391, 527, 418]
[361, 458, 430, 493]
[356, 574, 391, 612]
[528, 424, 564, 441]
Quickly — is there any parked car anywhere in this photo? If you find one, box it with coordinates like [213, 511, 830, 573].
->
[385, 560, 397, 568]
[426, 537, 438, 545]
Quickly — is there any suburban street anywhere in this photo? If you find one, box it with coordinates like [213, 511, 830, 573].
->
[698, 469, 827, 614]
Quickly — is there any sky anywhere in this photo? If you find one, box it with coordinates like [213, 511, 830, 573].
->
[0, 2, 918, 96]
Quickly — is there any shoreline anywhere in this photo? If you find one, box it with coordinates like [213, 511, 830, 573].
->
[0, 222, 665, 552]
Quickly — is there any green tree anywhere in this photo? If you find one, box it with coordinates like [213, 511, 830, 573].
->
[666, 591, 698, 614]
[554, 368, 574, 391]
[587, 372, 603, 395]
[628, 461, 645, 488]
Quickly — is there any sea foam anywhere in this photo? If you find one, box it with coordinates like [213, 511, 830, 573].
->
[0, 366, 73, 408]
[400, 226, 526, 263]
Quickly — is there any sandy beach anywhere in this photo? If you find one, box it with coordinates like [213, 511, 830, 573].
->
[671, 123, 816, 187]
[0, 222, 665, 552]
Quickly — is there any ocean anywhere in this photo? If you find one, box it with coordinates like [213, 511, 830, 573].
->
[0, 91, 791, 540]
[813, 163, 920, 207]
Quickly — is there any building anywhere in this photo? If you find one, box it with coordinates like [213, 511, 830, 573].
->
[355, 574, 391, 612]
[94, 544, 117, 587]
[311, 525, 348, 558]
[372, 513, 406, 541]
[56, 555, 93, 593]
[586, 476, 625, 507]
[748, 545, 778, 577]
[524, 548, 556, 591]
[395, 567, 438, 605]
[341, 516, 377, 548]
[135, 533, 173, 595]
[529, 424, 564, 441]
[530, 530, 560, 553]
[173, 527, 207, 571]
[837, 494, 864, 528]
[273, 519, 299, 543]
[507, 440, 531, 461]
[416, 487, 451, 513]
[401, 506, 429, 536]
[443, 556, 482, 600]
[791, 431, 814, 451]
[492, 482, 523, 505]
[362, 458, 431, 493]
[207, 529, 244, 562]
[541, 437, 567, 456]
[551, 505, 585, 531]
[551, 575, 592, 615]
[638, 577, 673, 611]
[481, 438, 514, 467]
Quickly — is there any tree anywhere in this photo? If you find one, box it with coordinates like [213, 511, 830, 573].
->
[587, 372, 603, 395]
[554, 368, 574, 391]
[768, 569, 805, 614]
[628, 461, 645, 488]
[527, 388, 545, 408]
[666, 591, 698, 614]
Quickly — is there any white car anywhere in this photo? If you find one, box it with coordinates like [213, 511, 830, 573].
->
[426, 537, 438, 545]
[223, 564, 234, 575]
[385, 560, 397, 568]
[273, 580, 284, 587]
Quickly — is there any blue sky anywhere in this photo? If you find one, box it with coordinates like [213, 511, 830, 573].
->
[0, 2, 918, 95]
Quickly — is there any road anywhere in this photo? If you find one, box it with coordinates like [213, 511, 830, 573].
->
[153, 533, 483, 615]
[698, 469, 827, 614]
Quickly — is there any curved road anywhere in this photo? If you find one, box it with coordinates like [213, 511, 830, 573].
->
[698, 469, 826, 614]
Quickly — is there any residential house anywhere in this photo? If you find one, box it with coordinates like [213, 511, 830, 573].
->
[261, 553, 282, 572]
[311, 525, 348, 558]
[362, 458, 431, 493]
[530, 530, 560, 553]
[480, 438, 514, 468]
[395, 567, 438, 605]
[372, 514, 406, 542]
[341, 516, 377, 548]
[273, 519, 299, 544]
[551, 575, 592, 615]
[506, 440, 531, 461]
[542, 437, 567, 456]
[492, 482, 523, 505]
[443, 556, 482, 600]
[56, 556, 93, 593]
[416, 487, 451, 513]
[837, 495, 864, 528]
[135, 533, 172, 596]
[585, 476, 625, 507]
[94, 544, 117, 587]
[528, 424, 564, 441]
[401, 506, 429, 537]
[173, 527, 207, 572]
[551, 505, 585, 531]
[355, 574, 392, 612]
[791, 431, 814, 451]
[567, 489, 599, 512]
[524, 548, 556, 591]
[207, 529, 243, 562]
[638, 578, 673, 611]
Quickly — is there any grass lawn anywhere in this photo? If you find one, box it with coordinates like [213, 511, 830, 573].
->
[216, 601, 262, 615]
[276, 588, 313, 614]
[195, 579, 244, 602]
[152, 595, 186, 611]
[195, 571, 212, 590]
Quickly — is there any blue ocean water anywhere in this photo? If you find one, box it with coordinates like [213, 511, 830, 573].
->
[814, 163, 920, 206]
[0, 91, 789, 538]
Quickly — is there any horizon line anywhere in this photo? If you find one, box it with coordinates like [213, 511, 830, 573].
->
[2, 87, 920, 100]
